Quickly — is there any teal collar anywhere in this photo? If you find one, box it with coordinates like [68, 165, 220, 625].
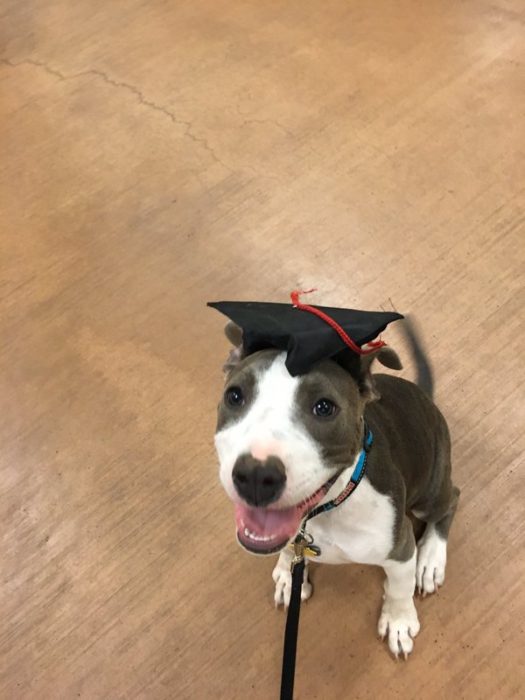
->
[296, 424, 373, 556]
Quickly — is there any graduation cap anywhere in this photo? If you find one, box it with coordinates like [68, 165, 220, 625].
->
[208, 290, 403, 376]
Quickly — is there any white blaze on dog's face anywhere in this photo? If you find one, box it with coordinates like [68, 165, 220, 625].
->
[214, 348, 366, 555]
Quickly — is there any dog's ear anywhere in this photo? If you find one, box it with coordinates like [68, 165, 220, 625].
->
[357, 346, 403, 402]
[375, 346, 403, 371]
[224, 321, 243, 347]
[223, 322, 244, 372]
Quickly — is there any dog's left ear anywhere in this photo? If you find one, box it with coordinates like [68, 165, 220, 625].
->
[223, 322, 244, 373]
[358, 346, 403, 402]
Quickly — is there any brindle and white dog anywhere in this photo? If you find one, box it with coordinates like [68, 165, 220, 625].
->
[213, 319, 459, 657]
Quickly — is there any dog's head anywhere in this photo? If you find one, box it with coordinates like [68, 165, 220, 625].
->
[214, 322, 401, 555]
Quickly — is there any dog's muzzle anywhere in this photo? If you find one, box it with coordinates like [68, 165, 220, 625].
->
[233, 476, 337, 555]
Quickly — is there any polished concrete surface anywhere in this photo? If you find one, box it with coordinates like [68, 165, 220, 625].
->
[1, 1, 524, 698]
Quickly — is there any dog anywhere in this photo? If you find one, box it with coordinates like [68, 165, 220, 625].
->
[213, 317, 459, 658]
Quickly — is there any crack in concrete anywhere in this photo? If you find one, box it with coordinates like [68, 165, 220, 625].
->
[240, 117, 294, 138]
[235, 104, 294, 137]
[1, 57, 232, 172]
[1, 56, 67, 80]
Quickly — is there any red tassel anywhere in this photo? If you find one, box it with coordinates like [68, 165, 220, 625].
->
[290, 289, 385, 356]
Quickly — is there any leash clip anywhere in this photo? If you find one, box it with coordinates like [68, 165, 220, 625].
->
[290, 534, 307, 571]
[290, 531, 321, 571]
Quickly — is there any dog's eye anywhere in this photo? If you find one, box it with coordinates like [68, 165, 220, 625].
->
[313, 398, 338, 418]
[225, 386, 245, 408]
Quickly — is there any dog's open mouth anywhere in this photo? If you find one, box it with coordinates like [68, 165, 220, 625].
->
[234, 480, 332, 555]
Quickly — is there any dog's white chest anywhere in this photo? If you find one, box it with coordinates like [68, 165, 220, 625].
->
[304, 478, 395, 565]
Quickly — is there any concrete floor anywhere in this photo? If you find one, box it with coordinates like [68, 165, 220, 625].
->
[1, 0, 524, 698]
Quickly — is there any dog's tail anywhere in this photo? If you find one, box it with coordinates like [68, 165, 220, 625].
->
[401, 315, 434, 400]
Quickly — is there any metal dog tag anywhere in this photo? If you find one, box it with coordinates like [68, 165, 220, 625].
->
[289, 534, 321, 565]
[303, 544, 321, 557]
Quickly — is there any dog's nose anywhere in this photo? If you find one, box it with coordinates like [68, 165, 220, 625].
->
[232, 454, 286, 507]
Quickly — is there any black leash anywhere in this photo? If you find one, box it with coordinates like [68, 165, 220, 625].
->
[280, 555, 305, 700]
[279, 426, 373, 700]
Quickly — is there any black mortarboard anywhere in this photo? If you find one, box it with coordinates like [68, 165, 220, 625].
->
[208, 291, 403, 376]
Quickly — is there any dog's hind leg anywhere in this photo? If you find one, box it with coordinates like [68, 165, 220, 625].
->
[415, 485, 460, 595]
[272, 547, 312, 608]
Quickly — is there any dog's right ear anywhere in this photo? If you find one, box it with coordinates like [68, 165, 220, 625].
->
[223, 322, 244, 372]
[224, 321, 243, 347]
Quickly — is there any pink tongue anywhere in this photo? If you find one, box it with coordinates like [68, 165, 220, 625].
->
[235, 502, 303, 541]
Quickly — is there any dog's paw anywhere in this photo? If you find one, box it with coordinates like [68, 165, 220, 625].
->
[272, 562, 312, 608]
[378, 597, 420, 659]
[416, 529, 447, 595]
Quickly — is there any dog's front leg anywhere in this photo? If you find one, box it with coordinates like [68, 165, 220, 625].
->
[272, 548, 313, 608]
[378, 520, 420, 658]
